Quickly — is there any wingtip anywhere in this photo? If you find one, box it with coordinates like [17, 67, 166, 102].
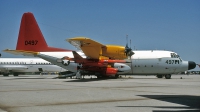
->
[3, 49, 39, 56]
[67, 37, 90, 41]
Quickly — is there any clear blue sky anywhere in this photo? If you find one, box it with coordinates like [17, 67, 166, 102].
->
[0, 0, 199, 70]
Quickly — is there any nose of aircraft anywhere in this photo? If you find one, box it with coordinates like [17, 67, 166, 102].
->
[188, 61, 196, 70]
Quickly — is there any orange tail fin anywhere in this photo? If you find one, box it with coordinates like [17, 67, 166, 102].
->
[16, 12, 70, 52]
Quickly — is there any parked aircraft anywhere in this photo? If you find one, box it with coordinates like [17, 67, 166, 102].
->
[0, 58, 67, 76]
[64, 37, 197, 79]
[3, 12, 197, 79]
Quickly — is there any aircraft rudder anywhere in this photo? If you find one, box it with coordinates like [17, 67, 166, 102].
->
[16, 12, 48, 51]
[15, 12, 71, 52]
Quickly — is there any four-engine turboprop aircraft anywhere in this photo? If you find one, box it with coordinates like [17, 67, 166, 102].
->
[0, 58, 67, 76]
[64, 37, 197, 79]
[4, 12, 197, 79]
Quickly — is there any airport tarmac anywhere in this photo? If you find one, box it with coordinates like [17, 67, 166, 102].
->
[0, 74, 199, 112]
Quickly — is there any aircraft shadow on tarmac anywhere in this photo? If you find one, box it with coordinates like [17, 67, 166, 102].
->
[117, 95, 200, 112]
[5, 77, 47, 80]
[62, 75, 165, 82]
[64, 78, 110, 82]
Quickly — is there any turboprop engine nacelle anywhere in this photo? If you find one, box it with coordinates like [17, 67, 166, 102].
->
[114, 63, 131, 74]
[101, 45, 134, 59]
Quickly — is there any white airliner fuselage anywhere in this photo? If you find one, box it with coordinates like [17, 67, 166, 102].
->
[0, 58, 67, 76]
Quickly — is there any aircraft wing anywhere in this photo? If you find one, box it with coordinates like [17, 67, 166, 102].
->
[67, 37, 133, 60]
[3, 49, 39, 56]
[67, 37, 105, 59]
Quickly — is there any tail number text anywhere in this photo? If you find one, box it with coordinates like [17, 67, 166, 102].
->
[25, 40, 38, 45]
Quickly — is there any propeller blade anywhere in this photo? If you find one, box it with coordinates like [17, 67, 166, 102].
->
[129, 38, 134, 74]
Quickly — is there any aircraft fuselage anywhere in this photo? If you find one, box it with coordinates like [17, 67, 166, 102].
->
[0, 58, 67, 76]
[36, 50, 196, 76]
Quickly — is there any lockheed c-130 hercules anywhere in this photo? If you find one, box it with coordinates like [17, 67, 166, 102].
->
[4, 12, 197, 79]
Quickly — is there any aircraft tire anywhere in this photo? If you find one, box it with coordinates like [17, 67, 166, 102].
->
[97, 75, 108, 79]
[3, 73, 9, 77]
[115, 74, 119, 79]
[13, 73, 19, 76]
[156, 75, 163, 78]
[165, 74, 171, 79]
[97, 75, 103, 79]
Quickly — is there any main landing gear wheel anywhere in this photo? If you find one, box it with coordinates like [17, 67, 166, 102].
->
[13, 73, 19, 76]
[115, 74, 119, 79]
[156, 75, 163, 78]
[165, 74, 171, 79]
[3, 73, 9, 76]
[97, 75, 102, 79]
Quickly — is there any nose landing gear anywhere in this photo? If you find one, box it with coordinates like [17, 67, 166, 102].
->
[165, 74, 171, 79]
[156, 74, 171, 79]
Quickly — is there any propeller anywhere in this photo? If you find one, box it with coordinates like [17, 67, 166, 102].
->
[124, 35, 134, 57]
[124, 35, 134, 74]
[129, 39, 134, 74]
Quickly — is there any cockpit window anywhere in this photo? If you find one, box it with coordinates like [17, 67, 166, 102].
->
[171, 53, 179, 58]
[171, 53, 182, 62]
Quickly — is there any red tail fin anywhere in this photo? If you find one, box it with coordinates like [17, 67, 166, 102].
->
[16, 12, 70, 52]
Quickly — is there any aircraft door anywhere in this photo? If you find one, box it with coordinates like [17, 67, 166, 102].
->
[171, 59, 181, 73]
[162, 58, 181, 74]
[156, 58, 162, 73]
[156, 58, 171, 74]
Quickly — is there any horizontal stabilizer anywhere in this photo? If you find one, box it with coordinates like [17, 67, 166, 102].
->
[3, 49, 39, 56]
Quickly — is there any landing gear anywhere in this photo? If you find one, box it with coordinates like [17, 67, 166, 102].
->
[156, 74, 171, 79]
[75, 70, 81, 79]
[3, 73, 9, 76]
[165, 74, 171, 79]
[156, 75, 163, 78]
[114, 74, 119, 79]
[97, 75, 102, 79]
[13, 73, 19, 76]
[97, 75, 119, 79]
